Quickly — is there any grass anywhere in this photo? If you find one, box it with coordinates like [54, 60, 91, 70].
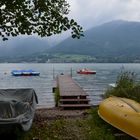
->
[52, 54, 95, 63]
[104, 71, 140, 103]
[17, 117, 89, 140]
[16, 108, 135, 140]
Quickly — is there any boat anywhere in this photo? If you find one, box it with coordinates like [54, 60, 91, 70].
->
[11, 70, 22, 76]
[108, 83, 116, 88]
[77, 68, 96, 74]
[98, 96, 140, 139]
[0, 88, 38, 132]
[11, 70, 40, 76]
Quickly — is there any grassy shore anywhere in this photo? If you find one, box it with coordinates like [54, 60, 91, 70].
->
[15, 107, 134, 140]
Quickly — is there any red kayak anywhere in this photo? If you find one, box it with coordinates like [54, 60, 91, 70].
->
[77, 68, 96, 74]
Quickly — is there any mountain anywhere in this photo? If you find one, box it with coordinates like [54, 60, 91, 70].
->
[47, 20, 140, 62]
[0, 36, 50, 58]
[1, 20, 140, 63]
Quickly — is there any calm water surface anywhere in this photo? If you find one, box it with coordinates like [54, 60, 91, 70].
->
[0, 63, 140, 108]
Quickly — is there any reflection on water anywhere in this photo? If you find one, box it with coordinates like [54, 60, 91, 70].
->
[0, 63, 140, 108]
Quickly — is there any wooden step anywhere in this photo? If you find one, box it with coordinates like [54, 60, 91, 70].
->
[59, 104, 91, 108]
[61, 95, 88, 99]
[60, 99, 90, 102]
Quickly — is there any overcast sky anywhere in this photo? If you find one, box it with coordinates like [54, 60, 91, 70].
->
[1, 0, 140, 45]
[48, 0, 140, 43]
[67, 0, 140, 30]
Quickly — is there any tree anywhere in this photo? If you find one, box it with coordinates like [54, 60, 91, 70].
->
[0, 0, 83, 41]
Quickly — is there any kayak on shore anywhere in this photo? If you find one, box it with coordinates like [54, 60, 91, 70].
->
[98, 96, 140, 139]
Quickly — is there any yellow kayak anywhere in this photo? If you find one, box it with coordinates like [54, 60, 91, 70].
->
[98, 96, 140, 139]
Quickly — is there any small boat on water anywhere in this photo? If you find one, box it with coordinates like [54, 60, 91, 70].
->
[11, 70, 40, 76]
[108, 83, 116, 88]
[77, 68, 96, 74]
[98, 96, 140, 139]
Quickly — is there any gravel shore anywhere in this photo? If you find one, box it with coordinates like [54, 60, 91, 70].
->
[34, 107, 88, 121]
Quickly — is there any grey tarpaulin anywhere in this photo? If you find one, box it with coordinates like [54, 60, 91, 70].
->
[0, 88, 38, 131]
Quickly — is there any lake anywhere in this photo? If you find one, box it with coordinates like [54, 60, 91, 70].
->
[0, 63, 140, 108]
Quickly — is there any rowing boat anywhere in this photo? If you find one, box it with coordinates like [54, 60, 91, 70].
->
[98, 96, 140, 139]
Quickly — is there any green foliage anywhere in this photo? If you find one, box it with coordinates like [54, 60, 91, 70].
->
[104, 71, 140, 103]
[116, 71, 135, 89]
[0, 0, 83, 40]
[87, 108, 116, 140]
[15, 108, 133, 140]
[54, 87, 60, 107]
[17, 118, 90, 140]
[49, 53, 96, 63]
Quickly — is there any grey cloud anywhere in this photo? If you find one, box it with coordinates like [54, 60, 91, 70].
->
[67, 0, 140, 29]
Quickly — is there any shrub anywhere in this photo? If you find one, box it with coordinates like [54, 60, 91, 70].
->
[104, 71, 140, 103]
[54, 88, 60, 107]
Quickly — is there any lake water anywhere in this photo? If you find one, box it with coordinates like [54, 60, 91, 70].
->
[0, 63, 140, 108]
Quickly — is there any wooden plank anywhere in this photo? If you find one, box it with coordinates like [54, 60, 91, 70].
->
[60, 99, 90, 102]
[59, 104, 91, 108]
[57, 75, 88, 96]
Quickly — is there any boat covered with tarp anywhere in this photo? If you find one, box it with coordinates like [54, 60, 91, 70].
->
[11, 70, 40, 76]
[0, 88, 38, 132]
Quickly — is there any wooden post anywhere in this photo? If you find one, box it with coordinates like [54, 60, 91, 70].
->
[53, 66, 55, 79]
[70, 67, 72, 77]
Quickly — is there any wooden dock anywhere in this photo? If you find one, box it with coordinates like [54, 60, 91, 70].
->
[56, 75, 91, 109]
